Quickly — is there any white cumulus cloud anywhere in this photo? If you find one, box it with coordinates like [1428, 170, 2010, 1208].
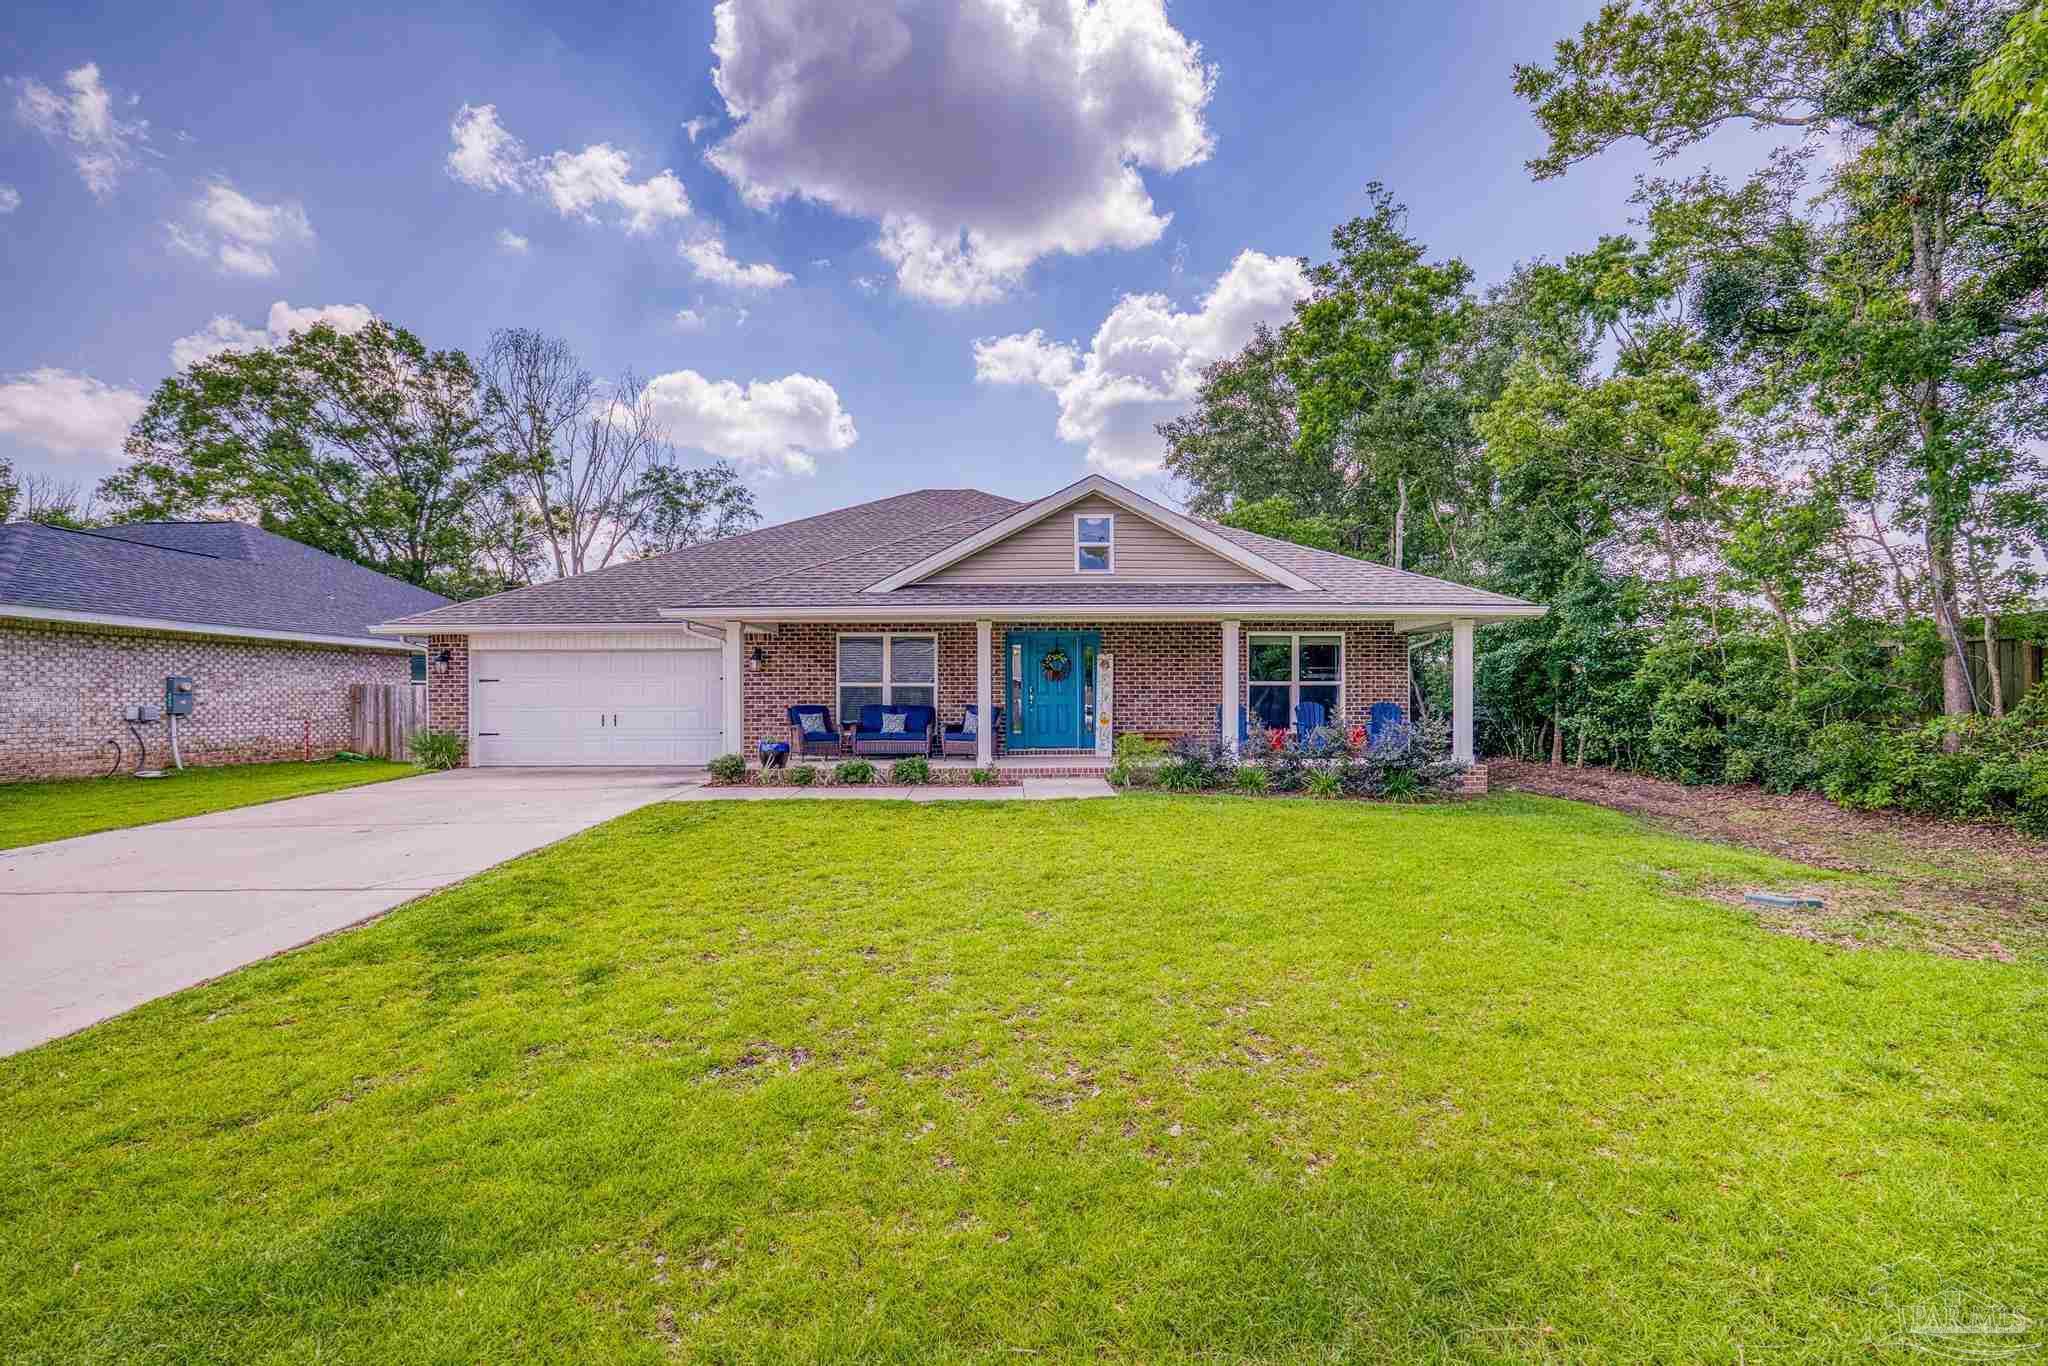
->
[0, 185, 19, 213]
[12, 62, 150, 198]
[973, 248, 1308, 477]
[643, 370, 856, 475]
[704, 0, 1215, 305]
[170, 300, 375, 369]
[446, 102, 690, 235]
[0, 367, 149, 464]
[679, 234, 791, 289]
[447, 104, 528, 191]
[165, 180, 314, 278]
[497, 227, 530, 253]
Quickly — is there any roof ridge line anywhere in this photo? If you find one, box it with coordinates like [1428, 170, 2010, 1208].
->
[684, 504, 1022, 604]
[45, 524, 231, 562]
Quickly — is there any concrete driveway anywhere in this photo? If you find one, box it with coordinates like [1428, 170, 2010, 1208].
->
[0, 768, 700, 1056]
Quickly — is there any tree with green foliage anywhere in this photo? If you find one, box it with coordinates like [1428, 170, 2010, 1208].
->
[627, 461, 760, 557]
[102, 320, 508, 597]
[1969, 0, 2048, 200]
[1161, 188, 1490, 574]
[1283, 184, 1479, 572]
[1518, 0, 2048, 723]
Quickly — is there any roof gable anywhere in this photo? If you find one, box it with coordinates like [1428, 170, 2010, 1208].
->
[866, 476, 1322, 594]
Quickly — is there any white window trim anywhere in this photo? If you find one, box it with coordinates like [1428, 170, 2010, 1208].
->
[1246, 631, 1344, 727]
[836, 631, 940, 715]
[1074, 512, 1115, 574]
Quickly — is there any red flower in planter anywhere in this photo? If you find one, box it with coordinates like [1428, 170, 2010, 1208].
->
[1348, 724, 1366, 749]
[1268, 727, 1290, 751]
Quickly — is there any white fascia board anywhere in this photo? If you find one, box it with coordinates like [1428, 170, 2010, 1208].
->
[861, 474, 1324, 594]
[657, 603, 1547, 624]
[7, 605, 422, 652]
[367, 620, 736, 637]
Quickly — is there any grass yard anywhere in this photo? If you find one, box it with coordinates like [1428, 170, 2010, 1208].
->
[2, 795, 2043, 1361]
[0, 759, 419, 850]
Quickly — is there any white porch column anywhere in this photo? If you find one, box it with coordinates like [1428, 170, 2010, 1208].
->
[1452, 617, 1475, 765]
[722, 622, 745, 760]
[1220, 619, 1241, 752]
[975, 619, 994, 767]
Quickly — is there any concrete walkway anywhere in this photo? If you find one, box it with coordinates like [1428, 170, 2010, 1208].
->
[0, 768, 697, 1056]
[670, 777, 1117, 802]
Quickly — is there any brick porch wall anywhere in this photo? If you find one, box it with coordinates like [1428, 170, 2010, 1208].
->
[1, 618, 413, 782]
[740, 620, 1410, 757]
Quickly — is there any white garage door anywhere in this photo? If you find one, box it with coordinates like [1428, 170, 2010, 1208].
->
[472, 649, 724, 766]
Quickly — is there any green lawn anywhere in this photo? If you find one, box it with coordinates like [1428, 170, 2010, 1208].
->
[0, 759, 419, 850]
[2, 795, 2042, 1361]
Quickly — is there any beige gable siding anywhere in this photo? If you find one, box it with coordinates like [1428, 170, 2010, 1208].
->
[922, 496, 1265, 584]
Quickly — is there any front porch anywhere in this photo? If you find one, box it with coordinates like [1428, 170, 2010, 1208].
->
[733, 615, 1480, 771]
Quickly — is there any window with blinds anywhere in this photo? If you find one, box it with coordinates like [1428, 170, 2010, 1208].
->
[838, 633, 938, 718]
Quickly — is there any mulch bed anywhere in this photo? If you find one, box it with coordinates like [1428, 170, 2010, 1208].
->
[1490, 760, 2048, 962]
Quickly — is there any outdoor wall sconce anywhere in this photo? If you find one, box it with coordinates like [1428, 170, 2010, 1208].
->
[432, 648, 452, 674]
[748, 646, 767, 672]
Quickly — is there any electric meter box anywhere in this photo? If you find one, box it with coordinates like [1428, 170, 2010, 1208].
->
[165, 675, 195, 716]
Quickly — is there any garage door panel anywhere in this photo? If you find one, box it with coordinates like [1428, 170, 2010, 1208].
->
[473, 649, 724, 767]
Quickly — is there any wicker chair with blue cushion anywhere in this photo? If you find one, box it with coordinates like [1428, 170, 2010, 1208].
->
[852, 704, 936, 757]
[942, 705, 1000, 758]
[787, 705, 841, 758]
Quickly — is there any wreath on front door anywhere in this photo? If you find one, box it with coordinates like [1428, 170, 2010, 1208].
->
[1039, 646, 1072, 682]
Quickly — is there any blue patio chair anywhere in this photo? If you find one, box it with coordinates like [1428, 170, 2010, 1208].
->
[1293, 700, 1328, 735]
[787, 704, 842, 758]
[853, 704, 937, 757]
[1368, 701, 1407, 749]
[942, 705, 1001, 758]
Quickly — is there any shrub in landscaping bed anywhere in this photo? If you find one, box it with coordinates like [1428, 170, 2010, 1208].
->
[789, 764, 819, 787]
[890, 756, 931, 785]
[707, 753, 747, 784]
[1137, 715, 1467, 802]
[833, 758, 877, 785]
[409, 730, 466, 771]
[1107, 733, 1167, 789]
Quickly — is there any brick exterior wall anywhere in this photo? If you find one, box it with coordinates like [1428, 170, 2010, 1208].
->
[739, 619, 1410, 757]
[1, 618, 413, 781]
[426, 634, 470, 762]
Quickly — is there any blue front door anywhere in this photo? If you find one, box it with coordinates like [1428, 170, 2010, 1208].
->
[1006, 630, 1093, 749]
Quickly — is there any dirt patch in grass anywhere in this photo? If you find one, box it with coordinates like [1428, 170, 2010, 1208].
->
[1494, 760, 2048, 961]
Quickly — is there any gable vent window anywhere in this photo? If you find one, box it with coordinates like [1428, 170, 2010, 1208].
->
[1075, 514, 1114, 573]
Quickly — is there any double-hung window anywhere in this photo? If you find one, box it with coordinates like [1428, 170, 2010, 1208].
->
[1075, 514, 1114, 573]
[1247, 633, 1342, 731]
[838, 633, 937, 718]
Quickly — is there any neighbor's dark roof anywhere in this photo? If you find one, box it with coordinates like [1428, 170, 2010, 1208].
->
[379, 485, 1533, 628]
[0, 520, 449, 645]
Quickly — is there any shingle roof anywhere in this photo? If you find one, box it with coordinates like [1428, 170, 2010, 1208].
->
[377, 484, 1535, 628]
[0, 520, 449, 645]
[381, 489, 1024, 628]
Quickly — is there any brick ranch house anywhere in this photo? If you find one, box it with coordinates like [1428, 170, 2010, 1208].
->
[1, 521, 446, 781]
[376, 477, 1540, 788]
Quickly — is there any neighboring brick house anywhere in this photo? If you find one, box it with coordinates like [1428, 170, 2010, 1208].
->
[1, 521, 446, 781]
[378, 475, 1542, 787]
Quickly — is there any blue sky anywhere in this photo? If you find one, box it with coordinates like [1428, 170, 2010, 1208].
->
[1, 0, 1773, 528]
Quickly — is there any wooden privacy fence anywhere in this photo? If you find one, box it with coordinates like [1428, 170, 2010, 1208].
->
[348, 682, 424, 759]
